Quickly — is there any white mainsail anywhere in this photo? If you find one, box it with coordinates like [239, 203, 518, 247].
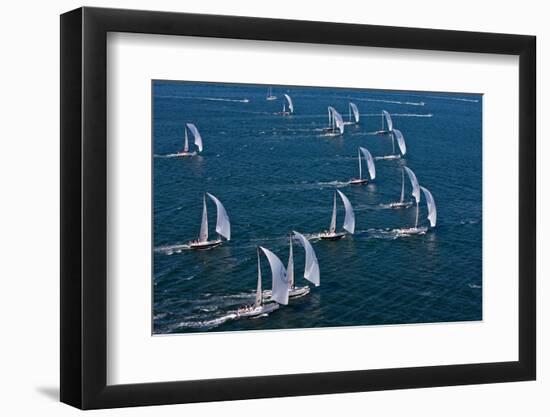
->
[336, 190, 355, 234]
[349, 102, 360, 123]
[186, 123, 203, 153]
[403, 166, 421, 203]
[420, 186, 437, 227]
[359, 147, 376, 180]
[287, 235, 294, 289]
[260, 247, 289, 305]
[206, 193, 231, 240]
[400, 168, 405, 203]
[329, 192, 337, 233]
[333, 109, 345, 135]
[284, 94, 294, 114]
[382, 110, 393, 132]
[183, 128, 189, 152]
[393, 129, 406, 155]
[255, 249, 263, 307]
[293, 231, 320, 287]
[199, 194, 208, 242]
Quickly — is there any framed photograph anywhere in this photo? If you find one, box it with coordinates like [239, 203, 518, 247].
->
[60, 7, 536, 409]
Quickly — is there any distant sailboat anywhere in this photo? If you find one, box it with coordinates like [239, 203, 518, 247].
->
[176, 123, 203, 157]
[375, 110, 393, 135]
[350, 147, 376, 185]
[266, 86, 277, 101]
[323, 106, 345, 136]
[344, 102, 360, 125]
[236, 247, 281, 319]
[188, 193, 231, 249]
[395, 168, 437, 235]
[319, 190, 355, 240]
[280, 93, 294, 116]
[388, 167, 414, 208]
[373, 111, 407, 160]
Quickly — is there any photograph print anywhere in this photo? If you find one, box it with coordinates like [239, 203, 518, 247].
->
[152, 80, 482, 334]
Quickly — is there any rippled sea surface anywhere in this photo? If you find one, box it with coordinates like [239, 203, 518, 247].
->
[152, 81, 482, 334]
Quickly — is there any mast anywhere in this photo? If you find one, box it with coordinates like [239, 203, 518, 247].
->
[391, 132, 395, 154]
[400, 168, 405, 203]
[183, 127, 189, 153]
[199, 194, 208, 242]
[414, 201, 419, 229]
[349, 104, 352, 123]
[358, 148, 362, 180]
[287, 234, 294, 289]
[329, 192, 337, 233]
[255, 248, 262, 307]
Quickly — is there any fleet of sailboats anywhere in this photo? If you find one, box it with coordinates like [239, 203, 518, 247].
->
[350, 146, 376, 185]
[169, 89, 439, 325]
[319, 190, 355, 240]
[188, 193, 231, 249]
[176, 123, 203, 157]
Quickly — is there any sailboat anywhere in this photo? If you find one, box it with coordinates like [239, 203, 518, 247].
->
[344, 102, 360, 125]
[323, 106, 345, 135]
[373, 111, 407, 160]
[319, 190, 355, 240]
[350, 147, 376, 185]
[188, 193, 231, 249]
[236, 247, 281, 319]
[395, 169, 437, 235]
[388, 167, 414, 208]
[266, 86, 277, 101]
[375, 110, 393, 135]
[280, 93, 294, 116]
[176, 123, 203, 157]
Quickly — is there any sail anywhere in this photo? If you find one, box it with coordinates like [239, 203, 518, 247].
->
[206, 193, 231, 240]
[350, 102, 359, 123]
[260, 247, 289, 305]
[293, 231, 320, 287]
[382, 110, 393, 132]
[359, 147, 376, 180]
[199, 195, 208, 242]
[327, 106, 335, 125]
[357, 149, 362, 180]
[287, 236, 294, 288]
[284, 94, 294, 114]
[333, 109, 345, 134]
[183, 128, 189, 152]
[420, 186, 437, 227]
[329, 192, 337, 233]
[336, 190, 355, 234]
[403, 166, 421, 203]
[255, 250, 262, 306]
[186, 123, 203, 153]
[393, 129, 406, 155]
[400, 168, 405, 203]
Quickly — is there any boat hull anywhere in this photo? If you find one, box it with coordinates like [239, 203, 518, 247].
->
[374, 130, 392, 135]
[174, 151, 197, 157]
[389, 201, 413, 209]
[319, 232, 346, 240]
[266, 96, 277, 101]
[350, 178, 368, 185]
[188, 239, 222, 250]
[395, 227, 428, 235]
[236, 302, 279, 319]
[264, 285, 310, 301]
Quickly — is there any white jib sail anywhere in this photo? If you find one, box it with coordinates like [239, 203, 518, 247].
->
[199, 195, 208, 242]
[403, 166, 421, 204]
[357, 149, 362, 180]
[393, 129, 406, 155]
[206, 193, 230, 240]
[293, 231, 320, 287]
[287, 235, 294, 289]
[336, 190, 355, 234]
[420, 186, 437, 227]
[186, 123, 203, 153]
[382, 110, 393, 132]
[329, 192, 337, 233]
[260, 246, 289, 305]
[333, 109, 345, 134]
[359, 147, 376, 180]
[350, 102, 360, 123]
[284, 94, 294, 114]
[255, 249, 262, 306]
[328, 106, 335, 127]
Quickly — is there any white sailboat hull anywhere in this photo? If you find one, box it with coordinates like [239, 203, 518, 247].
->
[389, 201, 413, 209]
[188, 239, 223, 249]
[174, 151, 197, 157]
[264, 285, 310, 301]
[395, 226, 428, 236]
[375, 154, 401, 161]
[350, 178, 368, 185]
[319, 231, 346, 240]
[266, 96, 277, 101]
[236, 302, 279, 318]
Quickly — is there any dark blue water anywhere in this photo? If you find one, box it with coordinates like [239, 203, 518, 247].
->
[152, 81, 482, 334]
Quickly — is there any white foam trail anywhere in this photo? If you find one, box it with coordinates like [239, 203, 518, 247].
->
[349, 97, 425, 106]
[154, 243, 190, 254]
[361, 113, 432, 118]
[156, 95, 250, 103]
[468, 283, 482, 289]
[424, 95, 479, 103]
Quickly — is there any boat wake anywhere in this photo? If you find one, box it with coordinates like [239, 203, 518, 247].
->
[347, 97, 425, 106]
[424, 95, 479, 103]
[154, 244, 191, 254]
[155, 95, 250, 103]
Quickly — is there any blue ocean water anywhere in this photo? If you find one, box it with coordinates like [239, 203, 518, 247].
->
[152, 81, 482, 334]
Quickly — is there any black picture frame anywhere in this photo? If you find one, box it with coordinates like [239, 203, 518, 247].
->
[60, 6, 536, 410]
